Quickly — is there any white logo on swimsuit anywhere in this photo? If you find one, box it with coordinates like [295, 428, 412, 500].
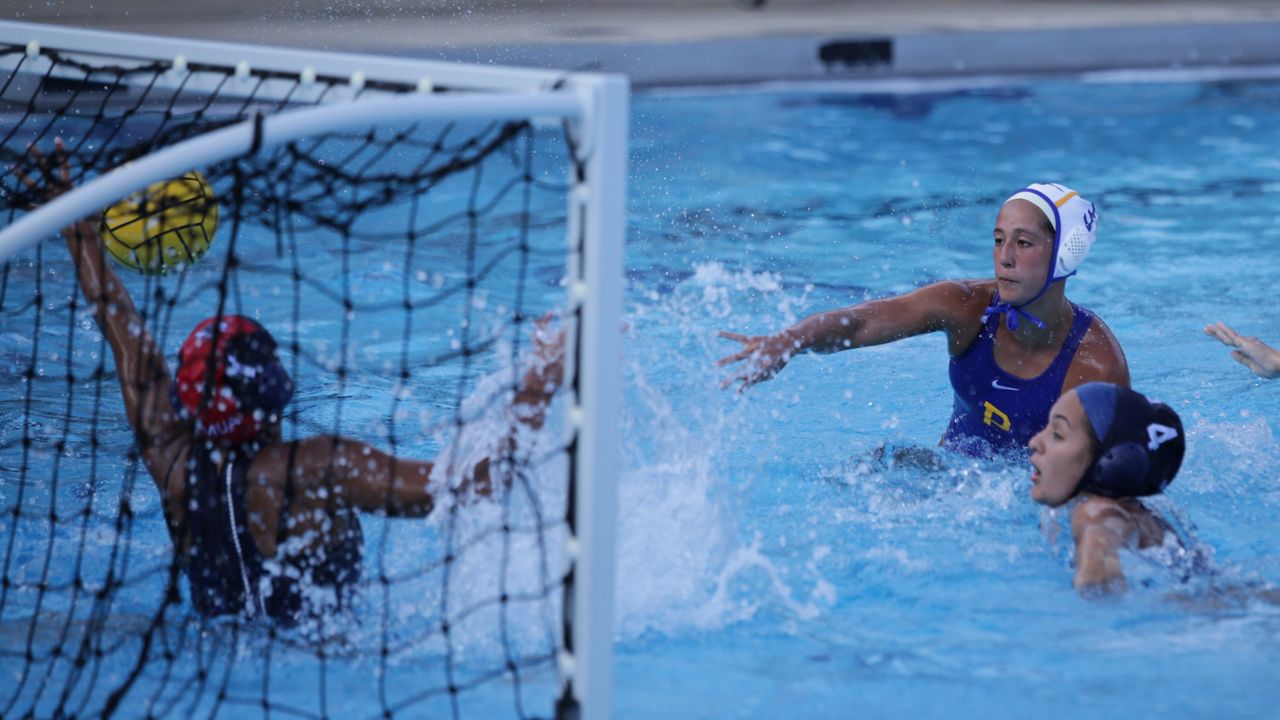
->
[990, 379, 1019, 391]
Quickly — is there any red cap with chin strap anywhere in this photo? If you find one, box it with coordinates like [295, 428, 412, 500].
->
[170, 315, 294, 446]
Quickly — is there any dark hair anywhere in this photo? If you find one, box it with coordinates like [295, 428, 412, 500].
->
[1036, 213, 1055, 241]
[1082, 409, 1102, 463]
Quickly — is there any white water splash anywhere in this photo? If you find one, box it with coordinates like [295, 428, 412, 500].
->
[611, 264, 835, 640]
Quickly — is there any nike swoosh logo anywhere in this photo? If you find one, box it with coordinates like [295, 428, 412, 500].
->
[991, 379, 1020, 391]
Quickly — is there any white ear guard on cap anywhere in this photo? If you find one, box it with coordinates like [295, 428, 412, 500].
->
[1005, 182, 1098, 282]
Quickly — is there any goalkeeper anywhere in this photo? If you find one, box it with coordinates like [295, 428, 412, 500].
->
[18, 140, 563, 623]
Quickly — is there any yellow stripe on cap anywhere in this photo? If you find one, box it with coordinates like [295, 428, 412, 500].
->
[1054, 191, 1078, 207]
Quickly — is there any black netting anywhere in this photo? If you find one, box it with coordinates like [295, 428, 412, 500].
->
[1, 42, 586, 719]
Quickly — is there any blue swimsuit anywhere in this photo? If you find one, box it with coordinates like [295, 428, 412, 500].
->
[183, 442, 362, 623]
[942, 303, 1095, 457]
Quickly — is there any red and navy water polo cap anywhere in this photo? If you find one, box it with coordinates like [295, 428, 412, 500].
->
[170, 315, 294, 446]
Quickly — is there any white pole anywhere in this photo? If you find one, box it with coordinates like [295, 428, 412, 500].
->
[0, 92, 581, 262]
[567, 73, 627, 720]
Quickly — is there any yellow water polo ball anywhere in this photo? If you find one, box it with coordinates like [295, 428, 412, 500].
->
[99, 171, 218, 275]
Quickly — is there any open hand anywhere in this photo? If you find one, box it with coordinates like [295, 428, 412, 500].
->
[12, 138, 73, 209]
[716, 330, 795, 392]
[1205, 322, 1280, 379]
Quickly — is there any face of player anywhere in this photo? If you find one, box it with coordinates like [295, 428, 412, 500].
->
[1027, 390, 1094, 507]
[993, 199, 1055, 305]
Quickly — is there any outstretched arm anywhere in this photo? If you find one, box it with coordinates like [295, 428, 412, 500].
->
[17, 141, 187, 481]
[278, 437, 439, 517]
[272, 319, 567, 516]
[1205, 322, 1280, 380]
[717, 280, 988, 391]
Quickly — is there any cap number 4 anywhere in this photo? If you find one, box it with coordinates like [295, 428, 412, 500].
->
[1146, 423, 1178, 451]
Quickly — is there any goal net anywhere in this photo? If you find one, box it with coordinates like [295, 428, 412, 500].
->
[0, 21, 623, 720]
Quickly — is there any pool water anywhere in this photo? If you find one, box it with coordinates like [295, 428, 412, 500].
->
[3, 73, 1280, 718]
[614, 75, 1280, 718]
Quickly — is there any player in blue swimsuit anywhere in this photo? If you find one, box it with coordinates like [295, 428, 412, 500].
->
[719, 182, 1130, 457]
[22, 140, 563, 623]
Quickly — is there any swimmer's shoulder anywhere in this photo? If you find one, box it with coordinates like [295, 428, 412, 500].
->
[1123, 498, 1177, 550]
[920, 279, 995, 352]
[910, 278, 995, 321]
[1067, 310, 1130, 388]
[1071, 494, 1172, 549]
[242, 437, 342, 524]
[935, 278, 996, 303]
[1070, 495, 1130, 549]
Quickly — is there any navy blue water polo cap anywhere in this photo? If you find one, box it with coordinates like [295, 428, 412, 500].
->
[1074, 382, 1185, 499]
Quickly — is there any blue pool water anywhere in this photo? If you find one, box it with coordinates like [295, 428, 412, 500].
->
[614, 74, 1280, 718]
[3, 72, 1280, 718]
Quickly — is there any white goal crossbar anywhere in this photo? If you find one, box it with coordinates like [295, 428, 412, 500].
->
[0, 20, 563, 94]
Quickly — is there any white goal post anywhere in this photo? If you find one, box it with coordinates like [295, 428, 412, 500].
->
[0, 20, 624, 720]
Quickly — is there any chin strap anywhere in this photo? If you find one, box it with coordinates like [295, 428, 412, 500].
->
[982, 270, 1077, 331]
[981, 291, 1047, 331]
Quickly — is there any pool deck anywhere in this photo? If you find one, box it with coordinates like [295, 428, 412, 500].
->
[10, 1, 1280, 86]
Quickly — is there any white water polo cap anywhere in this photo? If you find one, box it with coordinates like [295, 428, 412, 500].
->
[983, 183, 1099, 330]
[1004, 182, 1098, 282]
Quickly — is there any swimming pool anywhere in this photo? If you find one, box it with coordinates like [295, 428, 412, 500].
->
[4, 72, 1280, 718]
[614, 74, 1280, 718]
